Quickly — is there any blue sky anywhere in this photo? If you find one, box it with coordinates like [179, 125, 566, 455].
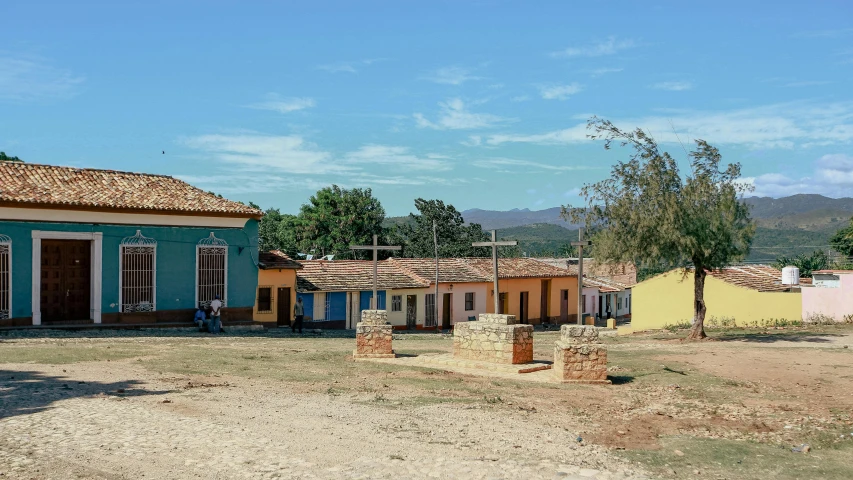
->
[2, 1, 852, 216]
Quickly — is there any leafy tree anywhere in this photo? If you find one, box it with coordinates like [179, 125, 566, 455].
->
[298, 185, 385, 258]
[0, 152, 23, 162]
[773, 250, 830, 277]
[563, 117, 755, 339]
[830, 217, 853, 258]
[389, 199, 492, 258]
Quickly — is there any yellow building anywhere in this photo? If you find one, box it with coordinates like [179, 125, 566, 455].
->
[253, 251, 302, 325]
[632, 265, 802, 330]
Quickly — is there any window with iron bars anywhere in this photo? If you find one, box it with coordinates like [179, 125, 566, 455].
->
[0, 235, 10, 320]
[119, 231, 156, 313]
[464, 292, 474, 311]
[257, 286, 273, 313]
[425, 294, 436, 327]
[391, 295, 402, 312]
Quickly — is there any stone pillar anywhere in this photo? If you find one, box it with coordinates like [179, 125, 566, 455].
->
[553, 325, 610, 384]
[353, 310, 395, 359]
[452, 313, 534, 364]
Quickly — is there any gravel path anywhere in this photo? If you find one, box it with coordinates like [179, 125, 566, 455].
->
[0, 361, 651, 480]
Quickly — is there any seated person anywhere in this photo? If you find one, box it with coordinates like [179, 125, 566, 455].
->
[194, 306, 207, 331]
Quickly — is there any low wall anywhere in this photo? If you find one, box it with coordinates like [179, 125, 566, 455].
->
[452, 313, 533, 364]
[553, 325, 609, 383]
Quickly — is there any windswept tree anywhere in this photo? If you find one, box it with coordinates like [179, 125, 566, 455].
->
[563, 117, 755, 339]
[389, 199, 491, 258]
[830, 217, 853, 258]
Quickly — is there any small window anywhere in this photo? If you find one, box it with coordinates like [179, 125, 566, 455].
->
[582, 294, 586, 313]
[257, 287, 272, 313]
[391, 295, 402, 312]
[618, 298, 622, 310]
[464, 292, 474, 311]
[425, 294, 436, 326]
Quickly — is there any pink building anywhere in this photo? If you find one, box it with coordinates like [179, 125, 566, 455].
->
[802, 270, 853, 322]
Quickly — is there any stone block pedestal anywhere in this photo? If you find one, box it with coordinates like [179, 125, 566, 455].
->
[453, 313, 533, 365]
[553, 325, 611, 384]
[353, 310, 395, 359]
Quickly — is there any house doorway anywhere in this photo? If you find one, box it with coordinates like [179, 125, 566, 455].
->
[559, 289, 568, 323]
[540, 280, 550, 323]
[519, 291, 529, 323]
[277, 287, 291, 327]
[40, 240, 91, 322]
[442, 293, 452, 330]
[406, 295, 417, 329]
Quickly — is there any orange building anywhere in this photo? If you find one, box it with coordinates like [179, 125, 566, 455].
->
[253, 251, 302, 326]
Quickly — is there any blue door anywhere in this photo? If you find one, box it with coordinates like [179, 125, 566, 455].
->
[328, 292, 347, 320]
[300, 293, 314, 321]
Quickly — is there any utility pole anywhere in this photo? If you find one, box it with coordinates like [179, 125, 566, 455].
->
[433, 219, 439, 331]
[571, 228, 592, 325]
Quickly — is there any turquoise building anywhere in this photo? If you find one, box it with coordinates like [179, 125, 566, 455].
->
[0, 162, 262, 327]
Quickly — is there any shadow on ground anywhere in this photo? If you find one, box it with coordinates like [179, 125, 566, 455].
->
[714, 332, 844, 343]
[0, 370, 171, 420]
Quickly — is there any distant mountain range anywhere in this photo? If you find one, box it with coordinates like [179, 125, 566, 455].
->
[455, 194, 853, 262]
[461, 194, 853, 232]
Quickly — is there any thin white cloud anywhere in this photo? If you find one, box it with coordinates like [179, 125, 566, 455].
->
[461, 135, 482, 147]
[651, 81, 693, 91]
[0, 54, 84, 101]
[343, 145, 452, 171]
[510, 95, 531, 102]
[176, 173, 329, 194]
[316, 58, 385, 74]
[414, 98, 509, 130]
[485, 101, 853, 149]
[741, 153, 853, 198]
[784, 80, 832, 87]
[471, 157, 597, 172]
[421, 66, 481, 85]
[181, 133, 336, 174]
[588, 67, 623, 77]
[551, 37, 637, 58]
[246, 95, 315, 113]
[539, 83, 584, 100]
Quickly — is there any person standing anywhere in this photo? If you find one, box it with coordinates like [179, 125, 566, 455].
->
[292, 297, 304, 334]
[209, 294, 223, 334]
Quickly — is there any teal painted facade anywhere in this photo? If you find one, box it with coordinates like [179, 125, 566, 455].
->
[0, 219, 259, 320]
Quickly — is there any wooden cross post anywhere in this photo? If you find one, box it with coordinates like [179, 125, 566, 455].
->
[350, 234, 401, 309]
[472, 230, 518, 314]
[571, 228, 592, 325]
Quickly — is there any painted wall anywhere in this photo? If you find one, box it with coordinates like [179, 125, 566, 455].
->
[385, 283, 489, 328]
[0, 219, 258, 321]
[253, 268, 298, 322]
[485, 277, 578, 324]
[802, 273, 853, 321]
[632, 270, 802, 330]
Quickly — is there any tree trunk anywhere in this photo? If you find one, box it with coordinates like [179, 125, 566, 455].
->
[688, 268, 707, 339]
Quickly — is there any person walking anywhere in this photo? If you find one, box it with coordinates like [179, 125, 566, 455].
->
[292, 297, 304, 334]
[209, 294, 223, 334]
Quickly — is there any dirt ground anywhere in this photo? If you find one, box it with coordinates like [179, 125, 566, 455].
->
[1, 325, 852, 479]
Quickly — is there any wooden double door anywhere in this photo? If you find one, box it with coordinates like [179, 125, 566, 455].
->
[41, 240, 91, 322]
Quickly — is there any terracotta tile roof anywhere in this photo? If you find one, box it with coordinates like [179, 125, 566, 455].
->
[0, 162, 261, 217]
[296, 260, 429, 292]
[464, 257, 576, 280]
[258, 251, 302, 270]
[706, 265, 791, 292]
[583, 277, 623, 293]
[387, 258, 489, 283]
[534, 257, 638, 286]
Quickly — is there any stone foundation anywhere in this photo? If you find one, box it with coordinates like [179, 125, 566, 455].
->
[553, 325, 610, 384]
[452, 313, 533, 364]
[353, 310, 395, 359]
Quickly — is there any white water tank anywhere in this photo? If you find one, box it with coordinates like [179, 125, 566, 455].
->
[781, 266, 800, 285]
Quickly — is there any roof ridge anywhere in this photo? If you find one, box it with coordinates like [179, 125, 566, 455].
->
[0, 161, 177, 180]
